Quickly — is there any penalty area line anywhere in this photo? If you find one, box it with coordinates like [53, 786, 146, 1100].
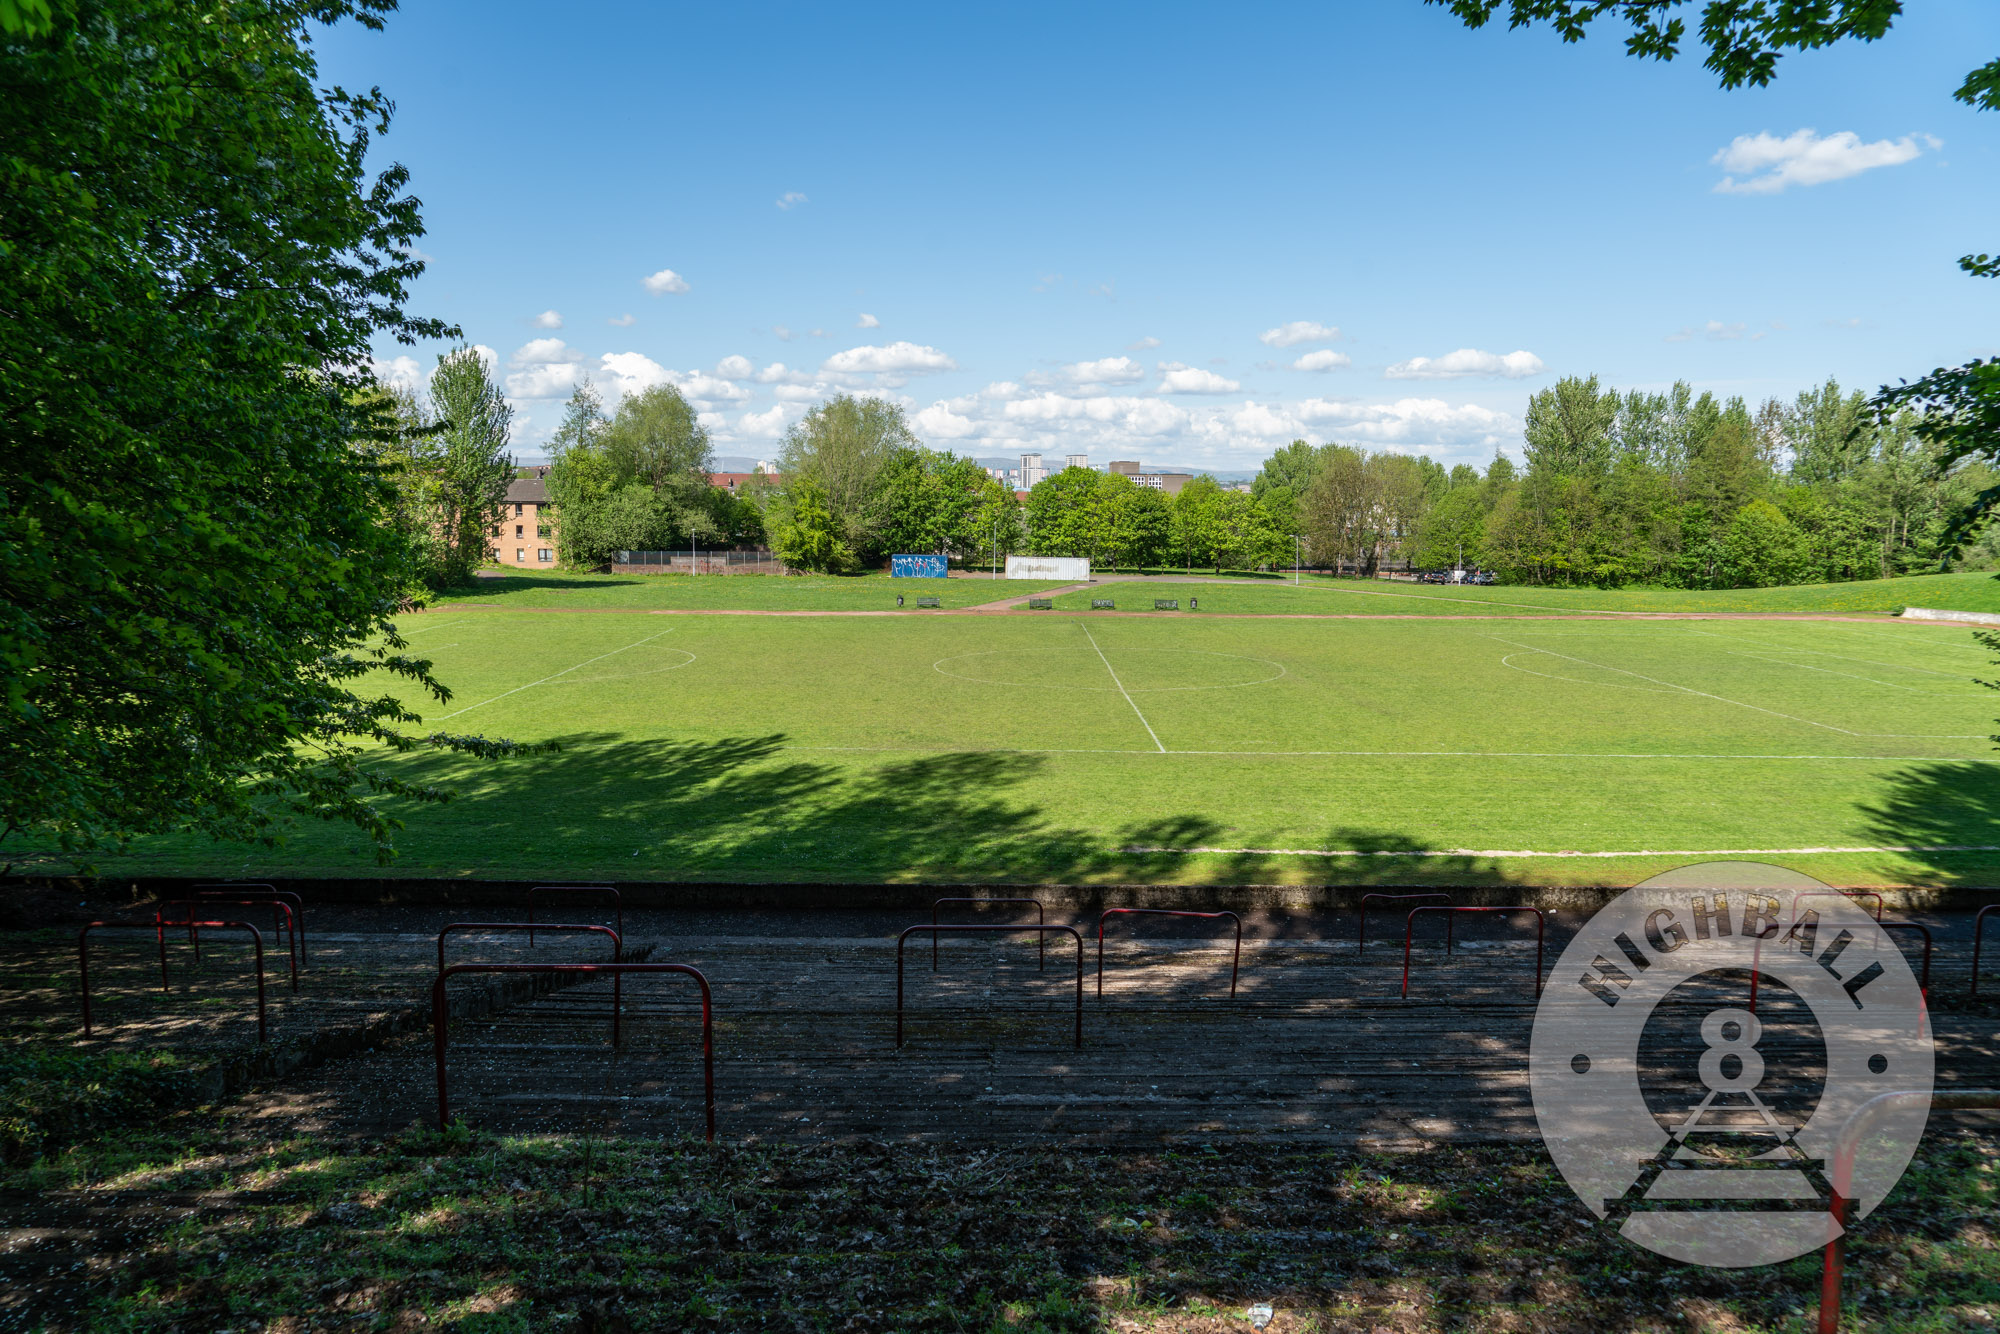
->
[435, 628, 679, 720]
[1126, 843, 2000, 859]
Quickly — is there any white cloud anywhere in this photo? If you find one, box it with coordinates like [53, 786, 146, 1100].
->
[738, 405, 789, 437]
[1157, 365, 1241, 394]
[505, 340, 584, 399]
[822, 341, 958, 376]
[1290, 349, 1352, 372]
[773, 382, 831, 402]
[679, 371, 752, 403]
[1059, 356, 1146, 387]
[1128, 335, 1162, 351]
[776, 191, 808, 210]
[754, 361, 814, 385]
[598, 352, 672, 398]
[370, 355, 423, 395]
[773, 325, 793, 341]
[1666, 321, 1748, 343]
[913, 402, 976, 438]
[809, 328, 829, 338]
[469, 344, 499, 374]
[1712, 129, 1934, 195]
[531, 309, 562, 330]
[608, 313, 636, 327]
[715, 354, 755, 380]
[1384, 348, 1543, 380]
[642, 268, 690, 295]
[1293, 396, 1515, 448]
[856, 313, 880, 329]
[1260, 321, 1341, 348]
[1825, 316, 1865, 329]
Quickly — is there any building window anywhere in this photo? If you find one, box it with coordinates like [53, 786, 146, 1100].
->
[538, 548, 553, 563]
[537, 525, 550, 538]
[489, 549, 499, 561]
[515, 548, 525, 563]
[515, 524, 524, 538]
[515, 502, 524, 516]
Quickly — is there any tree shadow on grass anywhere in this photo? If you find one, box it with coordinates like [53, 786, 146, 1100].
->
[1858, 761, 2000, 888]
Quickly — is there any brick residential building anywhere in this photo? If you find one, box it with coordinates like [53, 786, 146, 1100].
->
[491, 473, 555, 568]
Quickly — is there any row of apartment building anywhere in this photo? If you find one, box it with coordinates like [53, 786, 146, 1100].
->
[984, 454, 1196, 495]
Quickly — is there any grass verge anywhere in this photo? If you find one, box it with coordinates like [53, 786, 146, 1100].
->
[10, 1113, 1997, 1332]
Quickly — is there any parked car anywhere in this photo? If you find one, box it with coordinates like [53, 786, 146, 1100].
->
[1469, 570, 1496, 585]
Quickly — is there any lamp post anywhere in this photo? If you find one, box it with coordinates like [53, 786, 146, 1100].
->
[1293, 534, 1301, 586]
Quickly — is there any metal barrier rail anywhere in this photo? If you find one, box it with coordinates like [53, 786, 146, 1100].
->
[1817, 1088, 2000, 1332]
[932, 897, 1046, 971]
[163, 899, 298, 992]
[1095, 908, 1241, 1000]
[436, 923, 625, 1042]
[1401, 906, 1546, 999]
[430, 962, 713, 1140]
[1359, 892, 1450, 951]
[895, 925, 1083, 1049]
[82, 919, 265, 1043]
[1972, 905, 2000, 997]
[1748, 920, 1783, 1014]
[193, 883, 305, 964]
[528, 885, 621, 944]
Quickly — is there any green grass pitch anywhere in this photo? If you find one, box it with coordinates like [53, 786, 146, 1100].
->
[51, 570, 2000, 889]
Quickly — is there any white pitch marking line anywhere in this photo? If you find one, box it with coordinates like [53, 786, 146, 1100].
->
[1126, 843, 2000, 859]
[390, 618, 467, 636]
[435, 628, 679, 720]
[1079, 623, 1165, 752]
[1686, 627, 1979, 680]
[1487, 634, 1989, 739]
[779, 744, 1994, 762]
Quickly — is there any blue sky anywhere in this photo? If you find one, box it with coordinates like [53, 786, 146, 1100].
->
[323, 1, 1999, 472]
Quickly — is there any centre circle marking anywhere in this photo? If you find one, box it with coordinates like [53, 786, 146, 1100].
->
[932, 647, 1287, 693]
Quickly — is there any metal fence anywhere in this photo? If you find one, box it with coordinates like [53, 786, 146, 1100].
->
[612, 548, 789, 575]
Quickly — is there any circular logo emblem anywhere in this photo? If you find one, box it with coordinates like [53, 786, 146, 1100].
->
[1529, 861, 1933, 1267]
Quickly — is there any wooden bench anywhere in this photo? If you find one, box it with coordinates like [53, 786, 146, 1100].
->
[1091, 599, 1116, 609]
[1027, 598, 1053, 610]
[916, 596, 941, 608]
[1154, 598, 1179, 610]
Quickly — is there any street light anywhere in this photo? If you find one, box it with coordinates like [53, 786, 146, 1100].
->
[1293, 534, 1301, 586]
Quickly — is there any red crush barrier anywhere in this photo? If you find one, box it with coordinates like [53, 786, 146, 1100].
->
[1818, 1089, 2000, 1332]
[430, 962, 713, 1140]
[1401, 906, 1545, 999]
[932, 897, 1046, 970]
[193, 883, 305, 964]
[896, 925, 1083, 1049]
[163, 899, 298, 993]
[1358, 892, 1450, 951]
[1972, 904, 2000, 997]
[1095, 908, 1241, 1000]
[528, 884, 621, 944]
[82, 919, 265, 1044]
[436, 923, 626, 1042]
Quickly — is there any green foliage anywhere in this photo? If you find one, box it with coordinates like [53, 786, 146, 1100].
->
[771, 476, 855, 573]
[0, 1045, 200, 1167]
[776, 395, 916, 559]
[414, 347, 516, 586]
[0, 0, 551, 861]
[545, 381, 720, 566]
[874, 448, 1011, 562]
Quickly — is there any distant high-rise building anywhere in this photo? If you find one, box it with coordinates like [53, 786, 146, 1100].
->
[1064, 453, 1088, 472]
[1020, 452, 1046, 488]
[1109, 460, 1141, 476]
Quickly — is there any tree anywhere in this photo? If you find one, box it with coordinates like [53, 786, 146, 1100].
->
[1435, 0, 2000, 545]
[424, 348, 517, 584]
[1, 0, 546, 864]
[875, 449, 1000, 560]
[771, 477, 854, 573]
[777, 395, 915, 558]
